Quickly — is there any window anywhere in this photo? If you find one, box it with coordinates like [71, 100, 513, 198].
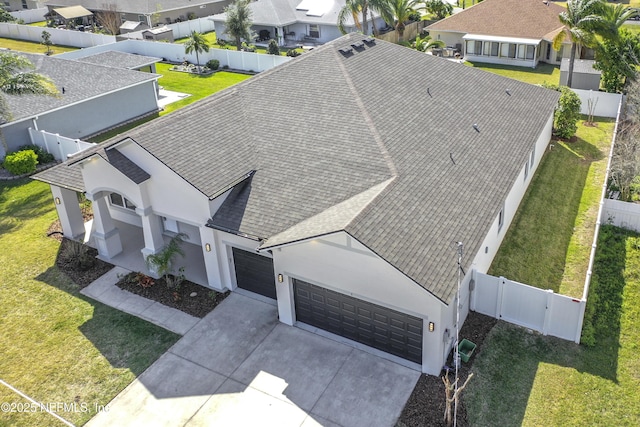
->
[556, 46, 563, 62]
[475, 41, 482, 55]
[490, 42, 499, 57]
[517, 44, 525, 59]
[498, 206, 505, 232]
[526, 45, 535, 60]
[308, 24, 319, 38]
[138, 14, 146, 23]
[466, 40, 475, 55]
[508, 44, 516, 58]
[530, 147, 535, 169]
[109, 193, 136, 210]
[524, 160, 529, 180]
[163, 217, 179, 233]
[501, 43, 516, 58]
[483, 42, 491, 56]
[22, 0, 27, 9]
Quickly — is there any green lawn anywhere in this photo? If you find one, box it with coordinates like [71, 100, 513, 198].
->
[155, 62, 251, 115]
[0, 179, 179, 426]
[466, 225, 640, 426]
[174, 30, 303, 56]
[0, 37, 78, 54]
[489, 118, 615, 297]
[465, 61, 561, 86]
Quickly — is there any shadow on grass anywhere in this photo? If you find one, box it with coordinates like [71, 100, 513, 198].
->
[489, 137, 604, 292]
[466, 225, 633, 426]
[35, 259, 179, 376]
[467, 61, 558, 76]
[0, 178, 56, 235]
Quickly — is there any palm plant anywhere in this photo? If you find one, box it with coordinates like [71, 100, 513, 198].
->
[184, 31, 210, 73]
[601, 4, 637, 38]
[145, 233, 187, 288]
[0, 52, 58, 124]
[379, 0, 419, 43]
[552, 0, 608, 88]
[413, 33, 445, 52]
[338, 0, 388, 35]
[224, 0, 254, 51]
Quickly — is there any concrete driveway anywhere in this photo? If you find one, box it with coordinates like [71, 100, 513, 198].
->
[87, 293, 419, 427]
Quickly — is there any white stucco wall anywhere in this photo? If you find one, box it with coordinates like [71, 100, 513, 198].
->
[430, 30, 464, 49]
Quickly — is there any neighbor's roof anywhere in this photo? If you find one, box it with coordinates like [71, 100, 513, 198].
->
[560, 58, 601, 75]
[44, 0, 226, 14]
[0, 53, 160, 126]
[35, 34, 559, 303]
[210, 0, 366, 27]
[53, 5, 92, 19]
[427, 0, 567, 40]
[119, 21, 147, 31]
[76, 51, 161, 70]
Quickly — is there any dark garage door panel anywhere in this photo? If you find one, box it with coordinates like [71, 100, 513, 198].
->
[294, 279, 423, 364]
[232, 248, 276, 299]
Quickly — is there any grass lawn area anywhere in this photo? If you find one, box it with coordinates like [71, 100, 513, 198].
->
[489, 117, 615, 297]
[466, 225, 640, 426]
[0, 37, 78, 54]
[465, 61, 561, 86]
[155, 62, 251, 115]
[27, 21, 47, 27]
[0, 179, 179, 426]
[174, 31, 302, 56]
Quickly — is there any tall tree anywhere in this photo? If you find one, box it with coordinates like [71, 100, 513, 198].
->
[96, 3, 121, 35]
[423, 0, 453, 20]
[594, 28, 640, 93]
[224, 0, 254, 51]
[552, 0, 608, 88]
[379, 0, 419, 43]
[184, 31, 210, 73]
[338, 0, 369, 35]
[41, 31, 53, 56]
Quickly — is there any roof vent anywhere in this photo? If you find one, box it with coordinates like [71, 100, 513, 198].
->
[505, 89, 511, 96]
[473, 124, 480, 133]
[542, 0, 549, 5]
[362, 38, 376, 46]
[351, 41, 365, 51]
[338, 47, 353, 56]
[427, 87, 432, 98]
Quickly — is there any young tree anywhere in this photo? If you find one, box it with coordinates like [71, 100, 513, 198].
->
[184, 31, 210, 73]
[423, 0, 453, 20]
[554, 86, 582, 139]
[224, 0, 254, 51]
[95, 3, 121, 35]
[41, 31, 53, 55]
[267, 39, 280, 55]
[553, 0, 608, 88]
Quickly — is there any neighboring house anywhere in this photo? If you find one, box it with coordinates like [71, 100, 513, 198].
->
[210, 0, 386, 47]
[427, 0, 573, 67]
[75, 50, 161, 73]
[34, 34, 559, 375]
[43, 0, 232, 29]
[50, 5, 93, 27]
[0, 52, 160, 159]
[2, 0, 42, 11]
[559, 58, 601, 90]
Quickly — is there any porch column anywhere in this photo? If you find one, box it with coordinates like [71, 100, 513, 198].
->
[50, 185, 85, 239]
[89, 194, 122, 259]
[276, 26, 284, 46]
[200, 225, 225, 291]
[138, 209, 165, 259]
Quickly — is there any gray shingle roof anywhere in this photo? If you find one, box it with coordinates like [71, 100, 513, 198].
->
[560, 58, 601, 75]
[38, 34, 559, 303]
[1, 53, 159, 125]
[44, 0, 226, 14]
[104, 147, 151, 184]
[75, 51, 161, 70]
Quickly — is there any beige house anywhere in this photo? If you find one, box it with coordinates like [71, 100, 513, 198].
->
[427, 0, 574, 67]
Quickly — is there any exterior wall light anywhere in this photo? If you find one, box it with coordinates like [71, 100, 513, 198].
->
[429, 321, 435, 332]
[205, 243, 211, 252]
[277, 274, 284, 283]
[55, 197, 61, 205]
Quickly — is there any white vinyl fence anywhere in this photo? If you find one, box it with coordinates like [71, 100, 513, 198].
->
[28, 129, 95, 161]
[56, 39, 291, 72]
[603, 199, 640, 233]
[571, 89, 623, 118]
[9, 7, 47, 24]
[0, 23, 115, 47]
[471, 272, 585, 342]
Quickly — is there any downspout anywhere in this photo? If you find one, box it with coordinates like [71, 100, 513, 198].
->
[31, 116, 39, 131]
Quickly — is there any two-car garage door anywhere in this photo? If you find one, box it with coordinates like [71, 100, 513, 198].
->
[293, 279, 423, 364]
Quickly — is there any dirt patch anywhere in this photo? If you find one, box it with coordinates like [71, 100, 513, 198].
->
[397, 311, 497, 427]
[115, 271, 229, 318]
[55, 238, 114, 288]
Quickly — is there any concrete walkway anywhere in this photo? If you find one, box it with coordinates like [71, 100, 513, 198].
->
[83, 271, 419, 427]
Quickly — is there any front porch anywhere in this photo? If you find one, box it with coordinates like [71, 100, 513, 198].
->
[88, 219, 209, 288]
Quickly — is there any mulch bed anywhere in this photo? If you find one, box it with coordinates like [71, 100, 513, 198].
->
[55, 238, 115, 288]
[397, 311, 498, 427]
[115, 271, 229, 318]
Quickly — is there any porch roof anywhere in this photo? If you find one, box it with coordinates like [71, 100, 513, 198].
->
[53, 5, 93, 20]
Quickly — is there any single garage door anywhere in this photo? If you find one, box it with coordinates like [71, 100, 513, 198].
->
[294, 279, 423, 364]
[232, 248, 276, 299]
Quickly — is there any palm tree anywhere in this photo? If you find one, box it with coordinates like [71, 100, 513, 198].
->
[224, 0, 254, 51]
[413, 33, 445, 52]
[379, 0, 419, 43]
[0, 52, 58, 124]
[553, 0, 608, 88]
[184, 31, 210, 73]
[338, 0, 369, 35]
[601, 4, 637, 38]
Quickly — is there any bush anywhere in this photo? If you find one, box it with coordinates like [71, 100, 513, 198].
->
[2, 149, 38, 175]
[267, 39, 280, 55]
[18, 144, 55, 164]
[554, 86, 581, 139]
[206, 59, 220, 70]
[222, 64, 229, 70]
[286, 49, 301, 57]
[408, 11, 422, 22]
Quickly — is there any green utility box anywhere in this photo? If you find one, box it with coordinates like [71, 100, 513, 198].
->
[458, 339, 477, 363]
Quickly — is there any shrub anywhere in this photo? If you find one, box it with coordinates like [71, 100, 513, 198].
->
[554, 86, 581, 139]
[286, 49, 300, 57]
[18, 144, 55, 164]
[267, 39, 280, 55]
[2, 149, 38, 175]
[61, 239, 95, 271]
[206, 59, 220, 70]
[408, 11, 422, 22]
[222, 64, 229, 70]
[218, 38, 227, 47]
